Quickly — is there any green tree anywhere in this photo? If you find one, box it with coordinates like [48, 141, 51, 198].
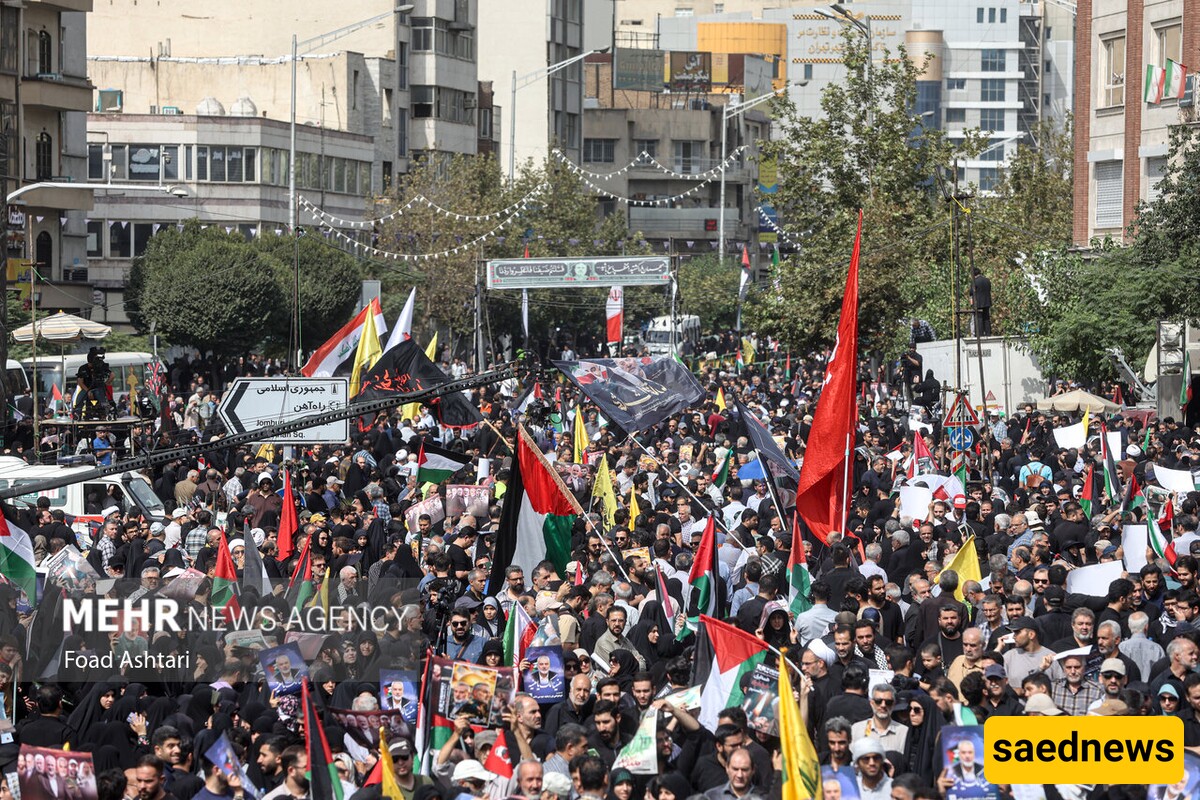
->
[126, 221, 286, 358]
[252, 232, 363, 352]
[678, 254, 740, 332]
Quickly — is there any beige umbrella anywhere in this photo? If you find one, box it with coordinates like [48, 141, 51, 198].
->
[1035, 389, 1120, 414]
[11, 311, 111, 342]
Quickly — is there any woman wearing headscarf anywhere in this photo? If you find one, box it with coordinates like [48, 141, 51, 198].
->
[627, 604, 682, 667]
[356, 631, 381, 681]
[901, 691, 946, 785]
[757, 601, 795, 667]
[477, 597, 504, 639]
[606, 649, 640, 693]
[479, 639, 504, 668]
[68, 681, 123, 747]
[192, 711, 234, 767]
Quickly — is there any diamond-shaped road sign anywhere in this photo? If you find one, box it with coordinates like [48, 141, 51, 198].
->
[217, 377, 350, 444]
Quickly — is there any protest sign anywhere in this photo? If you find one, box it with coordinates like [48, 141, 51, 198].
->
[612, 709, 658, 775]
[406, 495, 445, 535]
[330, 707, 412, 744]
[259, 643, 307, 696]
[446, 484, 492, 517]
[18, 745, 97, 800]
[429, 657, 517, 728]
[941, 725, 997, 800]
[42, 546, 99, 595]
[380, 669, 420, 723]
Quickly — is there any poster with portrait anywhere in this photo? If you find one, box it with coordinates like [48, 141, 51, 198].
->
[740, 664, 780, 736]
[1148, 751, 1200, 800]
[379, 669, 420, 723]
[17, 745, 97, 800]
[42, 546, 99, 596]
[941, 725, 997, 800]
[522, 645, 565, 703]
[330, 707, 412, 745]
[405, 495, 446, 537]
[819, 766, 860, 800]
[259, 643, 308, 696]
[204, 731, 261, 800]
[430, 657, 517, 728]
[446, 485, 492, 518]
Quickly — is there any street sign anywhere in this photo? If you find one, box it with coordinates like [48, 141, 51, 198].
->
[948, 425, 976, 452]
[485, 256, 672, 289]
[942, 392, 981, 428]
[217, 378, 349, 444]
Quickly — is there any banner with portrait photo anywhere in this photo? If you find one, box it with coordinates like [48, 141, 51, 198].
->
[1148, 751, 1200, 800]
[941, 725, 997, 800]
[553, 357, 705, 434]
[42, 546, 99, 596]
[405, 495, 445, 536]
[446, 485, 492, 518]
[740, 664, 780, 736]
[820, 766, 860, 800]
[380, 669, 420, 724]
[17, 745, 97, 800]
[429, 656, 517, 728]
[259, 643, 308, 696]
[330, 707, 413, 745]
[522, 645, 565, 703]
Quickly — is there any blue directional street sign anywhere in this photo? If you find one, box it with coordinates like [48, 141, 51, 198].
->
[948, 425, 975, 452]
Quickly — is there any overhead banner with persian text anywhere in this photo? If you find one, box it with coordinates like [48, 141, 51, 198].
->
[553, 356, 705, 434]
[486, 257, 671, 289]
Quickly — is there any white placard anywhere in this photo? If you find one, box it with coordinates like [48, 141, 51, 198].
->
[1154, 465, 1197, 494]
[899, 486, 934, 521]
[1064, 560, 1124, 597]
[1122, 524, 1148, 573]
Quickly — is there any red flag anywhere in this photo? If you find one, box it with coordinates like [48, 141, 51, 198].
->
[741, 244, 751, 269]
[523, 243, 530, 259]
[574, 561, 584, 586]
[484, 730, 514, 778]
[1114, 385, 1125, 406]
[277, 469, 297, 563]
[794, 211, 862, 544]
[910, 430, 934, 479]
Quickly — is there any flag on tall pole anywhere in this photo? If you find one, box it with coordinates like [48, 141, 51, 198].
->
[693, 615, 768, 730]
[606, 286, 624, 345]
[592, 460, 618, 530]
[778, 650, 821, 800]
[277, 469, 297, 563]
[286, 537, 315, 612]
[787, 511, 812, 616]
[302, 679, 344, 800]
[795, 211, 862, 543]
[349, 304, 383, 396]
[384, 287, 417, 352]
[212, 530, 242, 622]
[0, 504, 37, 607]
[683, 517, 725, 634]
[416, 441, 471, 485]
[502, 600, 537, 667]
[573, 405, 589, 464]
[302, 298, 387, 377]
[1080, 463, 1095, 519]
[424, 333, 439, 363]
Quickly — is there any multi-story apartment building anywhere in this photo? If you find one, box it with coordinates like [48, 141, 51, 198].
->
[1073, 0, 1197, 244]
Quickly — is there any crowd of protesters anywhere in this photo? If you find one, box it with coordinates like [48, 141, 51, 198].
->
[0, 338, 1196, 800]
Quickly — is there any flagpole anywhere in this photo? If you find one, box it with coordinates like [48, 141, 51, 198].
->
[752, 446, 789, 535]
[627, 436, 734, 535]
[840, 431, 852, 535]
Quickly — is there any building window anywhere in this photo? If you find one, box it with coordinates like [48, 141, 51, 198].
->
[714, 2, 724, 12]
[1156, 24, 1182, 67]
[976, 7, 984, 23]
[947, 78, 966, 91]
[127, 145, 162, 181]
[945, 108, 966, 123]
[803, 63, 813, 81]
[980, 109, 1005, 132]
[980, 143, 1005, 161]
[397, 43, 408, 90]
[675, 8, 693, 17]
[412, 17, 434, 51]
[674, 140, 705, 174]
[1000, 8, 1007, 22]
[37, 30, 51, 74]
[1146, 156, 1169, 201]
[978, 167, 998, 192]
[980, 78, 1006, 102]
[87, 143, 105, 180]
[133, 223, 156, 257]
[383, 88, 393, 127]
[109, 221, 132, 258]
[563, 112, 579, 149]
[35, 132, 52, 180]
[0, 9, 17, 75]
[163, 145, 179, 180]
[981, 49, 1005, 72]
[0, 101, 14, 180]
[397, 108, 408, 157]
[634, 139, 658, 158]
[1100, 35, 1125, 107]
[988, 8, 996, 23]
[478, 107, 492, 139]
[1094, 160, 1123, 228]
[86, 220, 103, 258]
[583, 138, 615, 163]
[352, 70, 359, 111]
[412, 85, 433, 118]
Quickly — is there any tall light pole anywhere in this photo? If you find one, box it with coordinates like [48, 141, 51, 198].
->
[509, 47, 609, 178]
[288, 4, 412, 369]
[717, 82, 803, 271]
[816, 4, 872, 124]
[6, 182, 187, 449]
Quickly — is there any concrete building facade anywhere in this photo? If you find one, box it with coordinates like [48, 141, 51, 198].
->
[1073, 0, 1196, 245]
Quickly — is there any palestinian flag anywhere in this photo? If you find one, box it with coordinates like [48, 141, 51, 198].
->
[416, 653, 454, 769]
[301, 679, 344, 800]
[653, 564, 678, 636]
[784, 352, 791, 380]
[683, 517, 725, 635]
[286, 537, 315, 612]
[712, 448, 733, 491]
[502, 599, 537, 667]
[1101, 422, 1122, 502]
[0, 505, 37, 607]
[1150, 501, 1171, 562]
[487, 425, 582, 590]
[693, 614, 769, 731]
[212, 531, 242, 622]
[787, 511, 812, 616]
[1123, 473, 1144, 516]
[1080, 463, 1095, 519]
[416, 441, 471, 485]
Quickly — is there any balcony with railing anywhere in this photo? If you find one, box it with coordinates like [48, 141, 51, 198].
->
[628, 206, 739, 235]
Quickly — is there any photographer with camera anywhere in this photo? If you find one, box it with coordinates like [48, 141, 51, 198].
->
[73, 346, 113, 421]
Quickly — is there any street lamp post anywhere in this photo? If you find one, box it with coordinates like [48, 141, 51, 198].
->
[4, 181, 187, 449]
[816, 3, 872, 124]
[717, 82, 802, 272]
[509, 47, 609, 178]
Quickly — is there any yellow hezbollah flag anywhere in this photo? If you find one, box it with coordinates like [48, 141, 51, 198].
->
[715, 387, 727, 412]
[742, 336, 756, 368]
[350, 307, 383, 396]
[573, 406, 589, 464]
[593, 461, 618, 530]
[939, 535, 982, 603]
[628, 486, 641, 526]
[379, 727, 402, 800]
[778, 651, 820, 800]
[425, 332, 439, 362]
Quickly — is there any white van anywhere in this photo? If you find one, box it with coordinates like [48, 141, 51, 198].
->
[0, 457, 165, 541]
[645, 315, 702, 357]
[24, 351, 160, 405]
[3, 360, 29, 399]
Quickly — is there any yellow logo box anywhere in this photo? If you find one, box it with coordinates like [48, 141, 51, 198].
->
[984, 716, 1183, 785]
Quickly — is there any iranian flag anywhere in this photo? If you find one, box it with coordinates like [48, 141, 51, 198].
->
[212, 530, 241, 622]
[694, 614, 769, 731]
[416, 441, 471, 485]
[1166, 59, 1189, 100]
[683, 516, 725, 635]
[712, 448, 733, 491]
[787, 510, 812, 616]
[1145, 63, 1167, 103]
[487, 426, 582, 590]
[0, 505, 36, 607]
[502, 599, 537, 667]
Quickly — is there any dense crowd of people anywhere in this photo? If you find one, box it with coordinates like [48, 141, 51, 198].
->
[0, 340, 1196, 800]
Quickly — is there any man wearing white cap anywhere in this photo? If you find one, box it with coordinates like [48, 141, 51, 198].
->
[1086, 658, 1127, 713]
[164, 508, 189, 550]
[450, 759, 495, 800]
[850, 737, 892, 800]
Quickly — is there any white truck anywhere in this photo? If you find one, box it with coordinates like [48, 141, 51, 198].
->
[915, 336, 1048, 414]
[644, 314, 701, 357]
